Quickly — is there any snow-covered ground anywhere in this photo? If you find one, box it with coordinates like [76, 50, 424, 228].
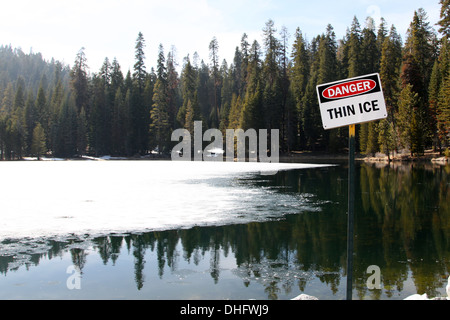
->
[0, 160, 331, 240]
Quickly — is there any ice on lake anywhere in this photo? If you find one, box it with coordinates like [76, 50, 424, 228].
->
[0, 160, 330, 240]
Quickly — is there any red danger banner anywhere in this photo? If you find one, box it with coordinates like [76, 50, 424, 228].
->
[322, 79, 376, 100]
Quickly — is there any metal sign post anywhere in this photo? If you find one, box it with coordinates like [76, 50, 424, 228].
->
[316, 73, 387, 300]
[346, 124, 355, 300]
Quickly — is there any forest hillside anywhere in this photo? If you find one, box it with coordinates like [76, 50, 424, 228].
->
[0, 2, 449, 160]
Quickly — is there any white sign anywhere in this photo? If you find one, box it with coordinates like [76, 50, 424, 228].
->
[316, 73, 387, 130]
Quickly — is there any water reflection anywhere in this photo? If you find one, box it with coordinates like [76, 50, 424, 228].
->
[0, 162, 448, 299]
[355, 162, 449, 299]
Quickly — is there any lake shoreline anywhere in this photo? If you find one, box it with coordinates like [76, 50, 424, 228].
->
[281, 150, 449, 164]
[15, 150, 449, 164]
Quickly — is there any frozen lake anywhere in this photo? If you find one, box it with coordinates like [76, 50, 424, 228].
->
[0, 160, 448, 300]
[0, 160, 329, 240]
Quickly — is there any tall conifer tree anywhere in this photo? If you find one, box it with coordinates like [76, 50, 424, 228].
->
[131, 32, 148, 155]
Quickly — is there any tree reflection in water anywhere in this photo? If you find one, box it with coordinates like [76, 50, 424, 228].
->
[0, 162, 448, 299]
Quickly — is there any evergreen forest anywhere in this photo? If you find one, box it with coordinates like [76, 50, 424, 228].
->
[0, 2, 449, 160]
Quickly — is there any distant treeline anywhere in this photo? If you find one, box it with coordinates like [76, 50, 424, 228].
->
[0, 3, 449, 160]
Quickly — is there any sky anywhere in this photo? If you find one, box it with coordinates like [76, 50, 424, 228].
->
[0, 0, 443, 73]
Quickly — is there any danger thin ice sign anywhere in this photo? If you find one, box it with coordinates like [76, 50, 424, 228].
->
[316, 73, 387, 130]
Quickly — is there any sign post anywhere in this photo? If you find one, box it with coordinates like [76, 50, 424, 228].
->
[316, 73, 387, 300]
[346, 124, 355, 300]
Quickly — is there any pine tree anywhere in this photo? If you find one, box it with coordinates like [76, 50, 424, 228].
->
[166, 49, 180, 130]
[14, 77, 26, 110]
[428, 60, 441, 150]
[401, 53, 423, 95]
[247, 40, 262, 92]
[77, 107, 87, 156]
[359, 123, 369, 154]
[359, 18, 382, 155]
[290, 28, 310, 148]
[0, 115, 6, 160]
[196, 60, 210, 127]
[150, 79, 170, 153]
[109, 63, 125, 155]
[209, 37, 220, 128]
[378, 119, 396, 161]
[301, 70, 322, 150]
[437, 0, 450, 148]
[376, 17, 388, 55]
[110, 58, 124, 94]
[278, 25, 295, 151]
[48, 78, 65, 153]
[377, 25, 403, 154]
[133, 32, 147, 93]
[148, 44, 169, 152]
[24, 91, 36, 155]
[184, 99, 195, 134]
[156, 44, 167, 84]
[11, 112, 27, 159]
[89, 74, 109, 155]
[178, 56, 199, 128]
[290, 28, 309, 103]
[262, 19, 282, 132]
[241, 82, 263, 130]
[123, 86, 133, 156]
[219, 61, 233, 132]
[100, 57, 111, 87]
[437, 74, 450, 147]
[361, 17, 380, 74]
[396, 84, 421, 155]
[318, 25, 343, 151]
[410, 110, 424, 156]
[227, 94, 243, 130]
[347, 16, 362, 78]
[344, 17, 369, 152]
[365, 122, 380, 156]
[240, 38, 264, 133]
[1, 83, 14, 113]
[401, 57, 425, 154]
[404, 8, 436, 99]
[438, 0, 450, 38]
[240, 33, 250, 95]
[111, 87, 125, 155]
[9, 77, 28, 159]
[439, 38, 450, 81]
[380, 25, 403, 119]
[54, 95, 78, 158]
[31, 122, 46, 159]
[231, 46, 243, 97]
[131, 32, 148, 155]
[70, 47, 89, 114]
[400, 8, 436, 151]
[35, 83, 49, 140]
[318, 25, 337, 84]
[144, 74, 155, 131]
